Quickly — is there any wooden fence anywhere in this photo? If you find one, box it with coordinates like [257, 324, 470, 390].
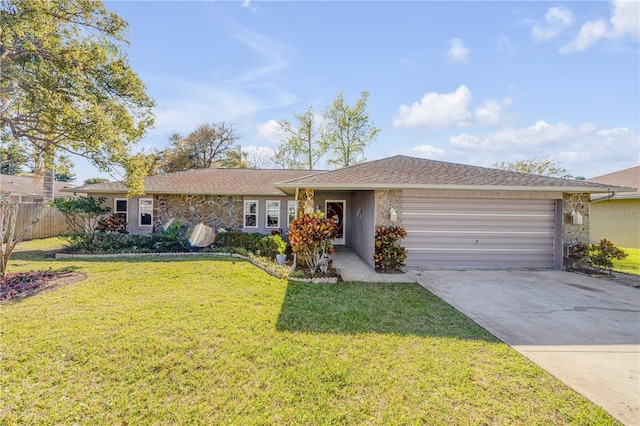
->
[13, 203, 70, 241]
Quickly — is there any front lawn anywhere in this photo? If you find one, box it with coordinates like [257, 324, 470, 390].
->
[0, 252, 617, 424]
[612, 247, 640, 275]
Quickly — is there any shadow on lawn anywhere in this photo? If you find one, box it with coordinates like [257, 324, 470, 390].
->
[276, 280, 497, 341]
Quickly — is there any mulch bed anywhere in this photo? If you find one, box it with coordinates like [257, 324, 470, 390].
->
[1, 270, 87, 303]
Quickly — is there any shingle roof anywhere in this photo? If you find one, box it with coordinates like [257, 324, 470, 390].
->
[587, 166, 640, 200]
[276, 155, 634, 194]
[0, 174, 74, 198]
[66, 168, 323, 196]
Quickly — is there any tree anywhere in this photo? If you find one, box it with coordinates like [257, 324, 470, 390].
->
[494, 156, 568, 177]
[1, 0, 155, 198]
[0, 133, 28, 175]
[275, 106, 327, 170]
[83, 177, 110, 185]
[323, 91, 380, 168]
[53, 154, 76, 182]
[155, 123, 242, 173]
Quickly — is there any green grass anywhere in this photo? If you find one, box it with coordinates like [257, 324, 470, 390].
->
[0, 242, 618, 424]
[612, 247, 640, 275]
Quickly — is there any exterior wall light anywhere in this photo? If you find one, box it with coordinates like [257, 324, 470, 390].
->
[389, 207, 398, 223]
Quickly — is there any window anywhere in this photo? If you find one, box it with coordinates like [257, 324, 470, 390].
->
[266, 200, 280, 228]
[114, 198, 128, 224]
[244, 200, 258, 228]
[139, 198, 153, 227]
[288, 201, 297, 227]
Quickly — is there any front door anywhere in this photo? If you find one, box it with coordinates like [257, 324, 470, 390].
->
[326, 200, 346, 245]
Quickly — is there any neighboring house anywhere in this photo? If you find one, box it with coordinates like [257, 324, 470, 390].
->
[0, 173, 74, 202]
[587, 166, 639, 249]
[66, 156, 633, 270]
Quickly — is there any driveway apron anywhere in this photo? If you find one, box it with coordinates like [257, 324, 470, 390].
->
[409, 269, 640, 425]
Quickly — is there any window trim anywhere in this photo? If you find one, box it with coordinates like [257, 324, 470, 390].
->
[265, 200, 280, 229]
[139, 198, 153, 227]
[114, 198, 128, 224]
[287, 200, 297, 228]
[244, 200, 258, 228]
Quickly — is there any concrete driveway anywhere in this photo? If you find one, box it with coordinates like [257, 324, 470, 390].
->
[408, 269, 640, 425]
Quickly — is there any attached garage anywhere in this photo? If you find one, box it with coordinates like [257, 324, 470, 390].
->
[402, 197, 558, 268]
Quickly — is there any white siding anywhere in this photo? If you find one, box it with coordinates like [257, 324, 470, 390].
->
[402, 197, 556, 268]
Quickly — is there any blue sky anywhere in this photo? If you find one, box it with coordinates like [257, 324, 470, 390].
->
[77, 0, 639, 183]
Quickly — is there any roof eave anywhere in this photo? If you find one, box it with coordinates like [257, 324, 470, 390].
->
[274, 183, 635, 193]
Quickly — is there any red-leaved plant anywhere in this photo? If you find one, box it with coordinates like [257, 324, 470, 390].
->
[288, 211, 337, 276]
[374, 225, 407, 272]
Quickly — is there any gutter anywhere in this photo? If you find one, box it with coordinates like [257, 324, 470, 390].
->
[274, 182, 637, 195]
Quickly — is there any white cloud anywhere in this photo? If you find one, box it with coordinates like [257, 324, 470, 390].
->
[242, 0, 257, 13]
[449, 120, 596, 151]
[243, 145, 276, 169]
[257, 120, 283, 144]
[446, 38, 469, 63]
[393, 86, 511, 129]
[532, 6, 575, 41]
[442, 122, 639, 177]
[412, 145, 446, 159]
[560, 20, 609, 53]
[610, 0, 640, 40]
[560, 0, 639, 53]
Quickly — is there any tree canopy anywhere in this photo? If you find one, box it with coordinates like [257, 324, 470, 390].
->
[494, 156, 569, 177]
[0, 0, 155, 195]
[274, 106, 327, 170]
[272, 90, 379, 170]
[153, 122, 244, 173]
[323, 90, 380, 168]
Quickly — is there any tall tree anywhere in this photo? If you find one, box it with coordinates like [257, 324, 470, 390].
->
[0, 132, 29, 175]
[0, 0, 155, 197]
[83, 177, 110, 185]
[323, 90, 380, 168]
[494, 156, 568, 177]
[155, 123, 242, 173]
[54, 154, 76, 182]
[275, 106, 327, 170]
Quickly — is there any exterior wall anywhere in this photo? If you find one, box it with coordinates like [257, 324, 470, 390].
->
[87, 193, 153, 235]
[297, 188, 315, 215]
[375, 189, 403, 227]
[155, 194, 243, 233]
[240, 196, 296, 237]
[589, 199, 639, 248]
[350, 191, 376, 267]
[562, 193, 590, 247]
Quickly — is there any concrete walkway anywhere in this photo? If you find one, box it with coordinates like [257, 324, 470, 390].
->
[408, 269, 640, 425]
[331, 247, 415, 283]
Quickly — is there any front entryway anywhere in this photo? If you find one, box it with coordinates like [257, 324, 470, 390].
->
[326, 200, 346, 245]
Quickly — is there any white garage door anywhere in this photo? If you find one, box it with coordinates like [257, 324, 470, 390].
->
[402, 197, 556, 268]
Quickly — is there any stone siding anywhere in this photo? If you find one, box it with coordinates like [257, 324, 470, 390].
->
[375, 189, 403, 227]
[297, 188, 315, 215]
[154, 194, 243, 231]
[563, 192, 590, 247]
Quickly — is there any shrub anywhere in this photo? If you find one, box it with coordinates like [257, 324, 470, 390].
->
[288, 211, 337, 276]
[152, 222, 193, 253]
[589, 239, 628, 274]
[53, 196, 110, 234]
[374, 225, 407, 272]
[63, 233, 136, 254]
[257, 234, 287, 258]
[95, 214, 128, 234]
[565, 241, 591, 271]
[214, 232, 264, 253]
